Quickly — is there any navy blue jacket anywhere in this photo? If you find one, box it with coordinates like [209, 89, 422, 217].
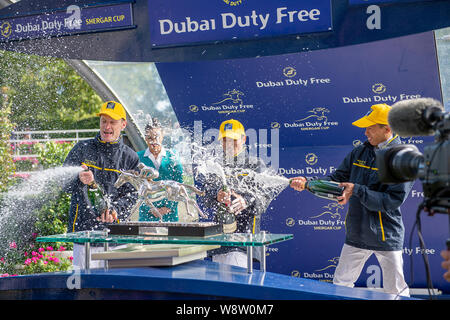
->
[63, 133, 140, 232]
[328, 136, 413, 251]
[195, 147, 271, 259]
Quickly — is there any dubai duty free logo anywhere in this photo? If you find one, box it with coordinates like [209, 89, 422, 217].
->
[283, 66, 297, 78]
[0, 21, 12, 38]
[222, 0, 245, 6]
[189, 89, 254, 114]
[291, 256, 339, 282]
[282, 107, 338, 131]
[305, 152, 318, 166]
[372, 83, 386, 94]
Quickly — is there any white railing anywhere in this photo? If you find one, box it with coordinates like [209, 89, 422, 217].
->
[10, 129, 98, 176]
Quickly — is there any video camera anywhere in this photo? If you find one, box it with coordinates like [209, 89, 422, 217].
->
[375, 98, 449, 214]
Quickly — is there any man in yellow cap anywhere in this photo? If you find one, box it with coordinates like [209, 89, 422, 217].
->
[290, 104, 413, 296]
[63, 101, 140, 268]
[197, 119, 271, 268]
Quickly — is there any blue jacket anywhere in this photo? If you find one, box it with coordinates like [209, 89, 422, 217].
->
[137, 149, 183, 222]
[195, 147, 272, 260]
[328, 136, 413, 251]
[63, 133, 140, 232]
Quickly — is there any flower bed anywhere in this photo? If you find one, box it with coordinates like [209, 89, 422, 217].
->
[22, 246, 73, 275]
[1, 242, 73, 277]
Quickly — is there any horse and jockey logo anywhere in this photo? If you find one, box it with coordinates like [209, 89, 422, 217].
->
[296, 107, 330, 123]
[310, 202, 344, 220]
[212, 89, 245, 106]
[314, 257, 340, 272]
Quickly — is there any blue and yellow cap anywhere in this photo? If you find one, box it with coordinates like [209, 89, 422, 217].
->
[218, 119, 245, 140]
[97, 101, 126, 121]
[352, 104, 391, 128]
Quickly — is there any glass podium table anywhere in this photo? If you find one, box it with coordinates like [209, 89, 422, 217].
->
[36, 230, 293, 273]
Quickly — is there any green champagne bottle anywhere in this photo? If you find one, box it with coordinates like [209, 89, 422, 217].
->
[87, 181, 108, 214]
[304, 179, 344, 201]
[216, 185, 237, 233]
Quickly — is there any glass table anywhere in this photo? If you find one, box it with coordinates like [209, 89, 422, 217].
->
[36, 230, 293, 273]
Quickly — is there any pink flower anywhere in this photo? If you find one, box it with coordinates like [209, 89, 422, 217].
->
[58, 246, 65, 251]
[31, 251, 37, 256]
[68, 256, 73, 261]
[38, 248, 45, 253]
[1, 273, 9, 277]
[24, 252, 28, 257]
[46, 246, 53, 251]
[9, 242, 17, 249]
[24, 258, 32, 266]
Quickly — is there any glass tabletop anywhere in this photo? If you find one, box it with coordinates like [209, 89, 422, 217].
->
[36, 231, 293, 247]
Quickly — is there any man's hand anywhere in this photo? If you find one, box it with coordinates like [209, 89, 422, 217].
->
[290, 176, 307, 192]
[97, 209, 118, 223]
[217, 189, 232, 207]
[79, 164, 95, 185]
[337, 182, 354, 205]
[441, 249, 450, 282]
[157, 207, 171, 216]
[229, 191, 248, 215]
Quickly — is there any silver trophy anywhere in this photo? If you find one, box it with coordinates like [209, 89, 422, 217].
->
[114, 163, 207, 221]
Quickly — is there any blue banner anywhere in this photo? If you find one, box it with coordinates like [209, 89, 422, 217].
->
[2, 0, 450, 62]
[0, 3, 134, 42]
[156, 33, 441, 149]
[156, 32, 449, 293]
[148, 0, 332, 47]
[349, 0, 434, 5]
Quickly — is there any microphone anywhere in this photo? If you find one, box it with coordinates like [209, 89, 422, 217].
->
[388, 98, 445, 137]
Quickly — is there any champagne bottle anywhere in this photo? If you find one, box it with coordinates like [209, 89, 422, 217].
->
[304, 179, 344, 201]
[87, 180, 108, 214]
[216, 185, 237, 233]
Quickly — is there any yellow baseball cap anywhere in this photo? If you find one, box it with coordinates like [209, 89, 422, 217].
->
[218, 119, 246, 140]
[352, 104, 391, 128]
[97, 101, 126, 120]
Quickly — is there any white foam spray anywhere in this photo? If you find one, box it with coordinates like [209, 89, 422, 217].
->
[0, 166, 83, 261]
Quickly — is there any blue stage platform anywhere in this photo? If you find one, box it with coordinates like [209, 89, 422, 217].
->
[0, 260, 413, 300]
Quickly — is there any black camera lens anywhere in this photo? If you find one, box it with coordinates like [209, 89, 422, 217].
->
[376, 144, 424, 183]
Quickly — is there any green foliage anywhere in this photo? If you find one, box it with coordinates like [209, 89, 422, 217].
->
[34, 141, 75, 169]
[0, 101, 16, 192]
[35, 192, 72, 238]
[0, 50, 102, 130]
